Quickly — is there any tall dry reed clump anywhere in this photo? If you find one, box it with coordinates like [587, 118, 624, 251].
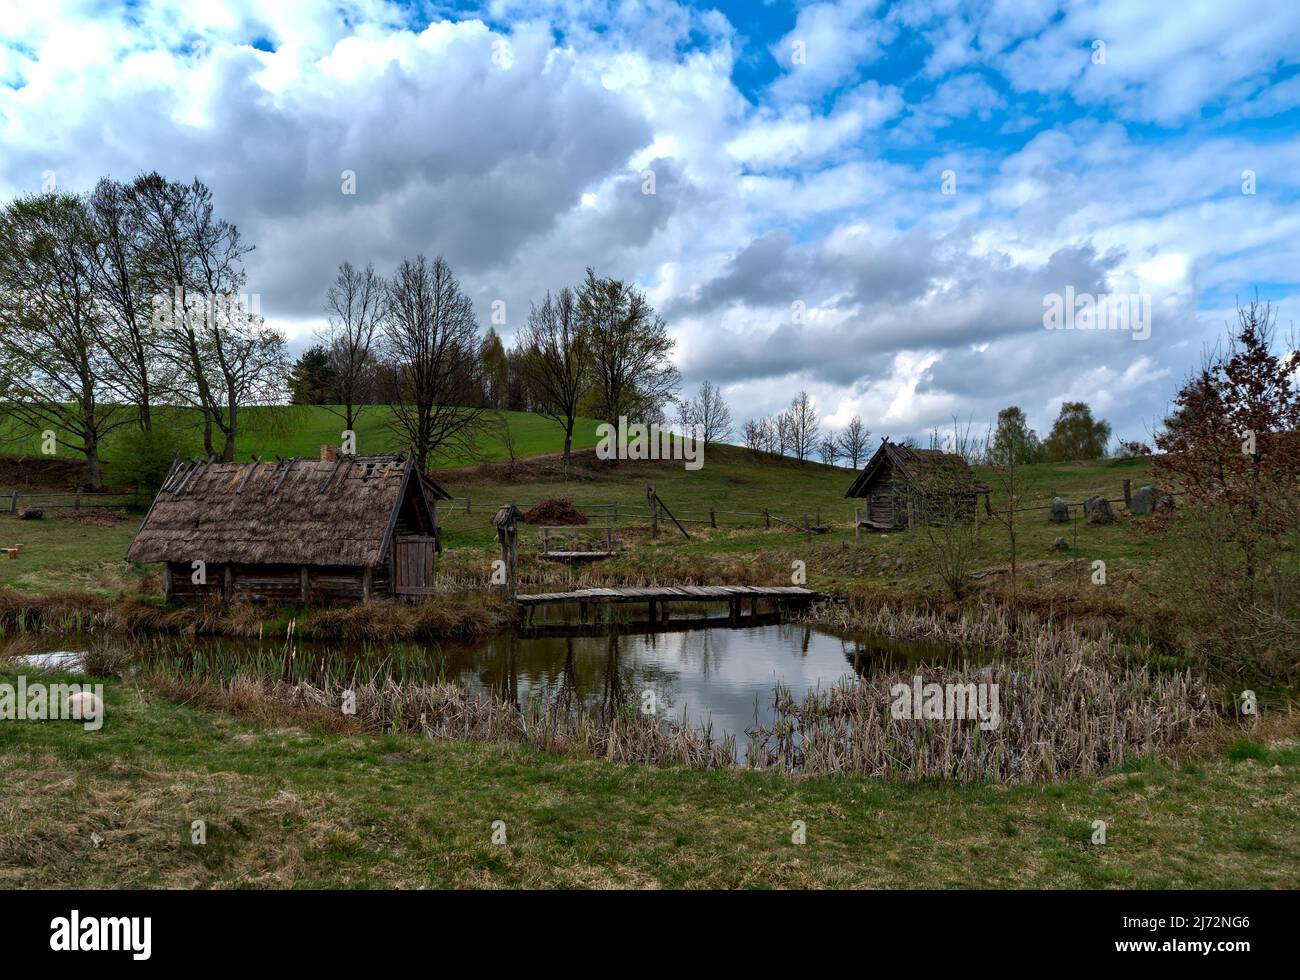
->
[139, 672, 738, 770]
[777, 601, 1219, 781]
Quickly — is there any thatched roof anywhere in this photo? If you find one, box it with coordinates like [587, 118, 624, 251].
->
[125, 454, 451, 567]
[845, 441, 989, 498]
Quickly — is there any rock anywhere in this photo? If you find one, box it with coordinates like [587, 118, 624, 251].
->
[1053, 536, 1069, 551]
[1130, 485, 1174, 515]
[1083, 495, 1115, 524]
[17, 507, 43, 520]
[1049, 497, 1069, 522]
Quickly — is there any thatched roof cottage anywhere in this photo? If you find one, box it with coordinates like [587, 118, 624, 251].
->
[126, 449, 451, 602]
[845, 439, 988, 530]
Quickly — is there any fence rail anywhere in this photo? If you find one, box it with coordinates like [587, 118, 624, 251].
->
[6, 490, 140, 514]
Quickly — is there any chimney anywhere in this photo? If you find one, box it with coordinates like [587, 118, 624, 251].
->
[320, 445, 339, 462]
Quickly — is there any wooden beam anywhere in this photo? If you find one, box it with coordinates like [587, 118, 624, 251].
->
[236, 458, 262, 494]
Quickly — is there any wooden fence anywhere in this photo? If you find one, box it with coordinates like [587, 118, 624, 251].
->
[6, 489, 140, 514]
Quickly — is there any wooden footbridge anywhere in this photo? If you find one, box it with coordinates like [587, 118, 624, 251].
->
[515, 585, 821, 625]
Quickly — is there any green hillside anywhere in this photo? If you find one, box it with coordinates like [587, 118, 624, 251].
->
[0, 405, 608, 480]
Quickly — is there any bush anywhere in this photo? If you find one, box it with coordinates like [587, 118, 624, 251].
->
[111, 425, 191, 493]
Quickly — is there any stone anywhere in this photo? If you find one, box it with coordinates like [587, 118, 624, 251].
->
[1053, 536, 1069, 551]
[1049, 497, 1069, 522]
[1084, 495, 1115, 524]
[1130, 485, 1173, 515]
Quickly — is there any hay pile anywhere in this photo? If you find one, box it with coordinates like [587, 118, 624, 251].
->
[523, 498, 588, 525]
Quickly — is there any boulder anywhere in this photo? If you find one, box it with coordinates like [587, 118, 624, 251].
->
[1083, 495, 1115, 524]
[1049, 497, 1069, 522]
[1129, 485, 1173, 516]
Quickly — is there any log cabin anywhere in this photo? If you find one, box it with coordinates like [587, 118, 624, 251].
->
[845, 439, 988, 530]
[125, 448, 451, 603]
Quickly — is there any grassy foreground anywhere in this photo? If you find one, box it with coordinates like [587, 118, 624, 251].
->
[1, 666, 1297, 889]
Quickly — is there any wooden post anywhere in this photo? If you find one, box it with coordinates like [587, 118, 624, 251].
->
[613, 503, 619, 522]
[729, 598, 739, 625]
[162, 563, 173, 602]
[763, 507, 770, 529]
[648, 485, 658, 539]
[8, 492, 15, 514]
[709, 507, 716, 528]
[1123, 479, 1132, 508]
[804, 513, 811, 540]
[223, 564, 233, 603]
[543, 527, 550, 554]
[854, 507, 860, 540]
[362, 565, 372, 602]
[300, 566, 309, 601]
[508, 507, 518, 600]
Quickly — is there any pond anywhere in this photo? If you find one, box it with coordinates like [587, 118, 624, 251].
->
[8, 617, 981, 754]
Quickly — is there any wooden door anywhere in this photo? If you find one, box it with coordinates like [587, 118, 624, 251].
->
[393, 535, 437, 596]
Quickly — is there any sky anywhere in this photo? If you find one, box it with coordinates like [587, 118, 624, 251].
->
[2, 0, 1298, 447]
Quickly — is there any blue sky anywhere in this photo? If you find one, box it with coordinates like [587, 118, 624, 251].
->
[2, 0, 1298, 446]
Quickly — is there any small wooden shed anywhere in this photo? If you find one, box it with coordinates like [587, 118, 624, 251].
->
[845, 440, 988, 529]
[125, 450, 451, 603]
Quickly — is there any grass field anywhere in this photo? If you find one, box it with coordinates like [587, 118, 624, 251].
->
[0, 404, 608, 483]
[1, 664, 1296, 888]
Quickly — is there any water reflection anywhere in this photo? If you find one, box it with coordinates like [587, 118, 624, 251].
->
[9, 622, 973, 751]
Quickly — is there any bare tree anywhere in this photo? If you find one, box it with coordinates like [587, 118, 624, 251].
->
[381, 255, 485, 471]
[83, 177, 167, 431]
[786, 390, 820, 461]
[678, 379, 733, 447]
[577, 268, 679, 424]
[513, 287, 589, 463]
[0, 193, 132, 488]
[130, 172, 282, 460]
[986, 427, 1028, 593]
[774, 410, 791, 457]
[742, 417, 773, 455]
[321, 260, 384, 434]
[838, 414, 870, 469]
[818, 435, 839, 466]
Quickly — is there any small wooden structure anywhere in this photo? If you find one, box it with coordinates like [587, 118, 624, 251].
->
[125, 450, 451, 603]
[516, 585, 819, 625]
[845, 439, 988, 530]
[540, 525, 620, 562]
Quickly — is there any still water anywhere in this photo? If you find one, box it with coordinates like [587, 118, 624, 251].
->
[12, 618, 972, 746]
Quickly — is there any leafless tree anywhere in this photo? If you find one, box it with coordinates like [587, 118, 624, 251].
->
[83, 177, 168, 431]
[381, 255, 485, 471]
[742, 417, 773, 455]
[678, 379, 733, 447]
[321, 260, 384, 434]
[818, 435, 839, 466]
[837, 414, 870, 469]
[130, 172, 283, 460]
[786, 390, 820, 461]
[513, 287, 589, 463]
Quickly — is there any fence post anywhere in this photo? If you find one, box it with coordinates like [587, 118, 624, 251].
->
[709, 507, 716, 529]
[1123, 479, 1131, 508]
[854, 507, 860, 540]
[8, 492, 15, 514]
[648, 485, 658, 539]
[804, 513, 811, 540]
[466, 496, 472, 515]
[613, 503, 619, 522]
[763, 508, 770, 530]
